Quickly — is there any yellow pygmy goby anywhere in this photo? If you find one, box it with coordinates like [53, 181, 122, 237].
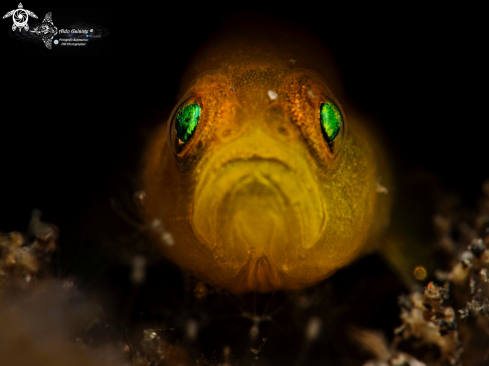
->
[141, 17, 395, 294]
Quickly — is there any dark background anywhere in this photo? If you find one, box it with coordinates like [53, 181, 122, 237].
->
[0, 3, 485, 365]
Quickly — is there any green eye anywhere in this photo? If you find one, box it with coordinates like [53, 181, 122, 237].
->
[175, 102, 201, 144]
[319, 101, 343, 144]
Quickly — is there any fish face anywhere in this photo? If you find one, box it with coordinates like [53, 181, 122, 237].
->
[181, 68, 328, 253]
[142, 43, 388, 293]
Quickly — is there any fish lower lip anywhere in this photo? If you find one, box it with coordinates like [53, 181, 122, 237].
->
[223, 171, 292, 252]
[192, 158, 326, 258]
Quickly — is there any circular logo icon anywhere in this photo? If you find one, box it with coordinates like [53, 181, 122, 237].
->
[54, 39, 59, 45]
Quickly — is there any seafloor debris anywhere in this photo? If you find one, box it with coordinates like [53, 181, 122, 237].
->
[0, 278, 127, 366]
[392, 282, 462, 365]
[0, 230, 39, 285]
[360, 179, 489, 366]
[354, 282, 461, 366]
[432, 180, 489, 365]
[134, 328, 189, 366]
[0, 212, 129, 366]
[0, 210, 57, 285]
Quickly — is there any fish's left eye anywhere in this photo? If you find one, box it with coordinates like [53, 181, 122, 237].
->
[319, 100, 343, 144]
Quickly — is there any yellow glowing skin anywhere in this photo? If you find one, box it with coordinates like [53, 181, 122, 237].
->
[141, 20, 392, 293]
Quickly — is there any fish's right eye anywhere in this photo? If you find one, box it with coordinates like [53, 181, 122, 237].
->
[170, 97, 203, 153]
[175, 102, 201, 144]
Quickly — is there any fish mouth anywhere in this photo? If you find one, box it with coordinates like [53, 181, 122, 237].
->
[191, 130, 326, 277]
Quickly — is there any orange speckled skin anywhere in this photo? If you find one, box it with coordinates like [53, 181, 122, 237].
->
[141, 18, 392, 293]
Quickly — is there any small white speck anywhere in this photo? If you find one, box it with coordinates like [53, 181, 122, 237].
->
[250, 325, 259, 339]
[151, 218, 162, 229]
[186, 319, 199, 340]
[481, 268, 488, 282]
[131, 255, 146, 284]
[162, 232, 174, 247]
[376, 184, 388, 194]
[134, 190, 146, 201]
[305, 317, 322, 341]
[223, 345, 231, 359]
[268, 90, 278, 100]
[307, 89, 317, 99]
